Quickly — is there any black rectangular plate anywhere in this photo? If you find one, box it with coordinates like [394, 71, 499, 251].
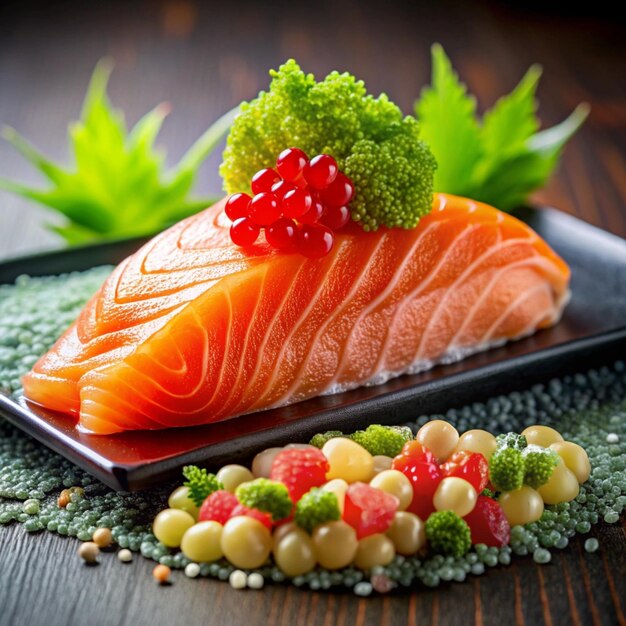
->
[1, 207, 625, 491]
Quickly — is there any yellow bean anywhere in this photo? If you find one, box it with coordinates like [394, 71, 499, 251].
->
[433, 477, 477, 517]
[152, 508, 195, 548]
[216, 465, 255, 493]
[252, 447, 283, 478]
[354, 534, 396, 570]
[221, 516, 272, 569]
[369, 470, 413, 511]
[273, 528, 317, 576]
[181, 521, 223, 563]
[456, 429, 497, 460]
[312, 521, 358, 570]
[537, 458, 579, 504]
[167, 486, 199, 519]
[372, 455, 394, 474]
[498, 486, 544, 526]
[549, 441, 591, 483]
[521, 425, 564, 448]
[386, 512, 425, 555]
[322, 438, 374, 483]
[416, 420, 459, 462]
[321, 479, 349, 513]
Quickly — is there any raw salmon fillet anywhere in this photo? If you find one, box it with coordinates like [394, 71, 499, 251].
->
[22, 193, 570, 434]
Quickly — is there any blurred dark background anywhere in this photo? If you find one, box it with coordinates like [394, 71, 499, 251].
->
[1, 0, 625, 257]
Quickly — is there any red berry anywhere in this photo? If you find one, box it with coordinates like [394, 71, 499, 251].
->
[230, 217, 260, 247]
[298, 198, 324, 224]
[230, 504, 273, 530]
[198, 490, 238, 524]
[392, 441, 442, 521]
[298, 224, 334, 259]
[251, 168, 281, 194]
[441, 451, 489, 493]
[304, 154, 338, 190]
[266, 217, 298, 250]
[248, 192, 281, 226]
[271, 180, 298, 201]
[320, 172, 354, 207]
[343, 482, 399, 539]
[463, 496, 511, 547]
[270, 448, 329, 503]
[225, 193, 251, 221]
[283, 188, 313, 218]
[276, 147, 308, 181]
[320, 205, 351, 230]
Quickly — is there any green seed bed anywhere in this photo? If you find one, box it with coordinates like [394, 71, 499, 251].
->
[0, 269, 624, 595]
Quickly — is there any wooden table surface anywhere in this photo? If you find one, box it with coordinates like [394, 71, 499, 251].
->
[0, 1, 624, 625]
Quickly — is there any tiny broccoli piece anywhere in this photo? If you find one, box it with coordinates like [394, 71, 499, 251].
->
[425, 510, 471, 557]
[496, 432, 528, 451]
[349, 424, 414, 457]
[489, 448, 525, 492]
[481, 487, 498, 499]
[221, 59, 436, 231]
[294, 488, 340, 533]
[182, 466, 223, 507]
[309, 431, 345, 449]
[235, 478, 293, 521]
[522, 445, 559, 488]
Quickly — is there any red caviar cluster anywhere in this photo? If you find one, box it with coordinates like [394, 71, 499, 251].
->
[225, 148, 354, 258]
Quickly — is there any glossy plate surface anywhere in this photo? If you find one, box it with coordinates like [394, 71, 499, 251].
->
[1, 207, 625, 490]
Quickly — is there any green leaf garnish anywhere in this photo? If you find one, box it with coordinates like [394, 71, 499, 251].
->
[0, 59, 239, 244]
[415, 44, 589, 211]
[182, 465, 223, 508]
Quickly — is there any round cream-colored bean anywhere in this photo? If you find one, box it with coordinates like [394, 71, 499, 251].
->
[521, 425, 564, 448]
[370, 470, 413, 511]
[433, 477, 477, 517]
[216, 464, 255, 493]
[416, 420, 459, 462]
[221, 517, 272, 569]
[181, 521, 223, 563]
[549, 441, 591, 483]
[167, 486, 199, 519]
[273, 528, 317, 576]
[322, 438, 374, 483]
[498, 485, 544, 526]
[312, 521, 358, 570]
[321, 479, 349, 513]
[456, 429, 497, 461]
[354, 534, 396, 570]
[252, 447, 283, 478]
[386, 512, 425, 555]
[372, 455, 394, 474]
[537, 458, 579, 504]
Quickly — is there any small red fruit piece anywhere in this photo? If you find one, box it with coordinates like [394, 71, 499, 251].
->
[225, 193, 251, 221]
[251, 168, 281, 194]
[198, 490, 239, 524]
[392, 440, 442, 521]
[298, 198, 324, 224]
[320, 205, 351, 230]
[343, 482, 399, 539]
[248, 192, 281, 226]
[298, 224, 334, 259]
[276, 147, 308, 181]
[441, 451, 489, 493]
[320, 172, 354, 207]
[304, 154, 338, 190]
[230, 217, 260, 247]
[270, 448, 329, 503]
[463, 496, 511, 547]
[282, 188, 313, 218]
[230, 504, 273, 530]
[271, 180, 298, 201]
[266, 217, 298, 250]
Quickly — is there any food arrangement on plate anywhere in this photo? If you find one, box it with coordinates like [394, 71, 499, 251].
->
[1, 45, 624, 595]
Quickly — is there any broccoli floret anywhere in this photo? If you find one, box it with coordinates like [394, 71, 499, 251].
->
[182, 466, 223, 507]
[294, 488, 340, 533]
[496, 432, 528, 451]
[522, 445, 559, 488]
[489, 448, 525, 492]
[220, 59, 436, 231]
[425, 510, 471, 557]
[481, 487, 497, 499]
[349, 424, 414, 457]
[309, 430, 345, 449]
[235, 478, 293, 521]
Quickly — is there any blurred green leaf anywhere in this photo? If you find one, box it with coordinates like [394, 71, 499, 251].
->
[0, 59, 238, 244]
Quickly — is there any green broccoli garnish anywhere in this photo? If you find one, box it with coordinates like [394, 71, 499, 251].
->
[425, 511, 471, 557]
[489, 448, 525, 492]
[496, 432, 528, 451]
[220, 59, 436, 231]
[349, 424, 414, 457]
[481, 487, 497, 499]
[294, 488, 340, 533]
[309, 430, 345, 449]
[235, 478, 293, 521]
[522, 445, 559, 488]
[182, 466, 223, 507]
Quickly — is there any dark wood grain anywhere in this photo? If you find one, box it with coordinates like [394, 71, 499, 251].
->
[0, 1, 625, 625]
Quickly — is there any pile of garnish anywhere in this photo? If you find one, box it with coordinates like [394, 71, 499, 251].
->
[140, 420, 589, 589]
[225, 148, 354, 258]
